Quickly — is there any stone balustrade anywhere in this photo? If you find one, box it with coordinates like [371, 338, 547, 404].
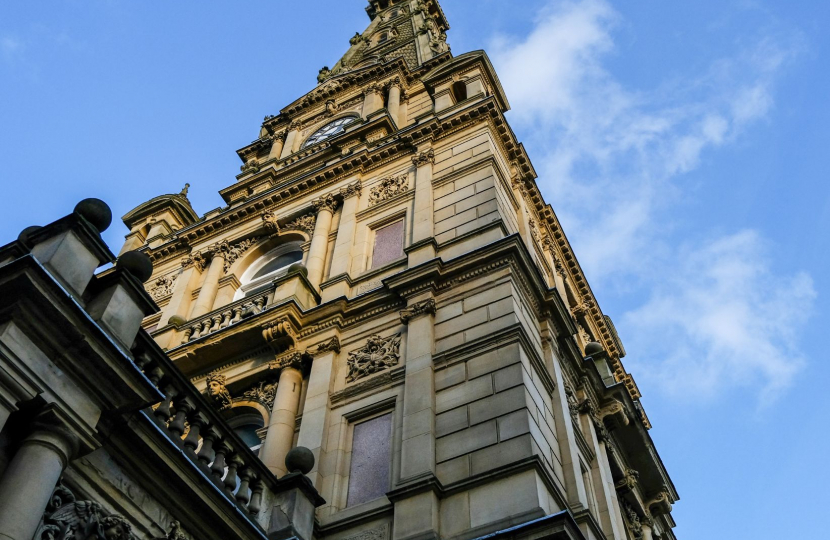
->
[179, 291, 270, 344]
[134, 347, 287, 518]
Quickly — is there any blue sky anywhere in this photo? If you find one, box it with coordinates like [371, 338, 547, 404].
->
[1, 1, 827, 537]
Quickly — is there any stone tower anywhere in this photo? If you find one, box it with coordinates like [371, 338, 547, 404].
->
[123, 1, 679, 539]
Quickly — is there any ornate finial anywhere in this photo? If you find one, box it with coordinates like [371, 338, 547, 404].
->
[205, 370, 232, 411]
[180, 183, 190, 198]
[318, 66, 332, 84]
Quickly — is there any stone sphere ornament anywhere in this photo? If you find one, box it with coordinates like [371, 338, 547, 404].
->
[118, 251, 154, 283]
[584, 341, 604, 356]
[287, 263, 309, 277]
[74, 198, 113, 233]
[17, 225, 42, 246]
[285, 446, 315, 475]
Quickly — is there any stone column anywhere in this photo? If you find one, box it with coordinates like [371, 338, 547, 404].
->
[282, 121, 302, 159]
[321, 180, 361, 302]
[399, 297, 437, 480]
[191, 251, 224, 318]
[641, 521, 654, 540]
[387, 79, 402, 126]
[268, 131, 287, 161]
[212, 275, 241, 311]
[408, 148, 436, 266]
[0, 419, 78, 540]
[306, 194, 338, 291]
[362, 84, 384, 119]
[393, 297, 439, 540]
[398, 91, 409, 128]
[159, 263, 202, 326]
[296, 337, 340, 489]
[260, 353, 305, 478]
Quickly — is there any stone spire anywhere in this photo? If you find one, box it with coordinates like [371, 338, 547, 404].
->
[319, 0, 451, 84]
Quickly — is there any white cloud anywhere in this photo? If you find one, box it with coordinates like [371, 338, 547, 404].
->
[1, 37, 22, 62]
[489, 0, 814, 400]
[623, 231, 815, 404]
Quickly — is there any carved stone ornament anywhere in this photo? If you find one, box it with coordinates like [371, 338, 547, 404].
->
[363, 83, 383, 97]
[324, 99, 340, 117]
[285, 214, 317, 235]
[210, 238, 258, 274]
[411, 148, 435, 167]
[312, 193, 339, 214]
[400, 298, 436, 324]
[528, 218, 540, 243]
[317, 66, 332, 84]
[205, 370, 233, 411]
[181, 250, 208, 272]
[309, 336, 341, 356]
[340, 180, 363, 200]
[163, 521, 189, 540]
[621, 500, 644, 540]
[262, 318, 298, 347]
[429, 31, 449, 54]
[261, 210, 280, 233]
[616, 468, 640, 493]
[350, 32, 362, 46]
[148, 273, 178, 301]
[346, 333, 402, 383]
[542, 235, 554, 252]
[563, 383, 580, 423]
[269, 350, 305, 371]
[242, 381, 278, 410]
[240, 158, 260, 174]
[370, 175, 409, 206]
[35, 483, 137, 540]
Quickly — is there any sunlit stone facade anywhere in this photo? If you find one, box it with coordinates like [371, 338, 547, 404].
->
[0, 2, 678, 540]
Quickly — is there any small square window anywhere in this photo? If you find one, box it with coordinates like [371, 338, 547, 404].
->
[371, 220, 404, 269]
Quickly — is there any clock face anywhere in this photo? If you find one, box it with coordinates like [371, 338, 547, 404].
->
[302, 116, 358, 149]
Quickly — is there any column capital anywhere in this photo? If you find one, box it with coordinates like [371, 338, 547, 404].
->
[27, 408, 84, 466]
[400, 298, 436, 325]
[181, 250, 209, 272]
[270, 350, 307, 372]
[411, 148, 435, 167]
[312, 193, 339, 214]
[339, 180, 363, 200]
[288, 118, 304, 131]
[307, 336, 341, 357]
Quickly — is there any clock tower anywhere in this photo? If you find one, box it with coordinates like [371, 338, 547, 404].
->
[122, 1, 680, 540]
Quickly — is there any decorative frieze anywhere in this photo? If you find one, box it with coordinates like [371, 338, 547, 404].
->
[205, 370, 233, 411]
[370, 175, 409, 206]
[347, 333, 402, 382]
[285, 214, 317, 235]
[399, 298, 436, 324]
[242, 381, 278, 410]
[148, 273, 178, 301]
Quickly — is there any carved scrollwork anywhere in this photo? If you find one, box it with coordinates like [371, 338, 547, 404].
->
[370, 175, 409, 206]
[346, 334, 401, 382]
[36, 484, 137, 540]
[242, 381, 278, 410]
[400, 299, 436, 324]
[340, 180, 363, 200]
[284, 214, 316, 235]
[210, 238, 258, 274]
[309, 336, 341, 356]
[148, 273, 178, 301]
[269, 350, 306, 371]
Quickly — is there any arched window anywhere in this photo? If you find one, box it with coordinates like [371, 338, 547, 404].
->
[226, 407, 266, 455]
[302, 116, 359, 149]
[234, 242, 304, 300]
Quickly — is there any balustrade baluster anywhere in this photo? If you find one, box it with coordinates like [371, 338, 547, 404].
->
[231, 307, 242, 324]
[235, 466, 253, 505]
[168, 396, 193, 438]
[224, 453, 240, 496]
[183, 411, 207, 460]
[247, 476, 263, 515]
[197, 426, 219, 466]
[153, 383, 178, 425]
[220, 311, 232, 329]
[181, 327, 194, 344]
[210, 440, 230, 482]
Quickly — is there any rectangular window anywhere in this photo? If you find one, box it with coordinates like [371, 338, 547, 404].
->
[346, 413, 392, 507]
[371, 220, 404, 269]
